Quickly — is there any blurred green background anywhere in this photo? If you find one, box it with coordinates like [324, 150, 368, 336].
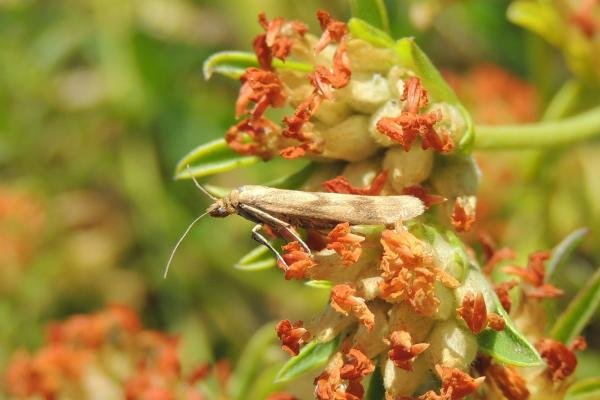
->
[1, 0, 599, 393]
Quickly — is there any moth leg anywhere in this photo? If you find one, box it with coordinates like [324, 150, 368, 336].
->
[251, 224, 287, 268]
[240, 204, 311, 255]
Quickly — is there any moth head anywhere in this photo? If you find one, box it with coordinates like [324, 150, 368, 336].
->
[208, 198, 235, 218]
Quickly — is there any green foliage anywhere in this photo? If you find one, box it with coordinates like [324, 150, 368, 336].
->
[175, 138, 260, 180]
[551, 269, 600, 344]
[347, 0, 390, 33]
[275, 336, 340, 383]
[364, 365, 385, 400]
[546, 228, 589, 279]
[465, 266, 543, 367]
[566, 378, 600, 400]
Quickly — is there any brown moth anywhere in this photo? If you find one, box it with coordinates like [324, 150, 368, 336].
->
[164, 179, 425, 278]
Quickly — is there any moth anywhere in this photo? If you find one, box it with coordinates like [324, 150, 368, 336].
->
[164, 175, 425, 277]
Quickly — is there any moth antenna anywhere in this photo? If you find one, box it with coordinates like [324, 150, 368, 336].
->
[187, 165, 217, 201]
[163, 211, 210, 279]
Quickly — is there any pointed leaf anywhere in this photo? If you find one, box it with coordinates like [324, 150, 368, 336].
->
[305, 280, 333, 289]
[175, 138, 260, 180]
[263, 162, 318, 189]
[274, 336, 340, 383]
[566, 378, 600, 400]
[550, 268, 600, 344]
[507, 1, 563, 46]
[230, 322, 278, 400]
[460, 266, 543, 366]
[204, 51, 313, 80]
[546, 228, 588, 280]
[347, 0, 390, 33]
[348, 18, 394, 48]
[395, 38, 474, 153]
[235, 244, 277, 271]
[203, 163, 318, 199]
[365, 365, 385, 400]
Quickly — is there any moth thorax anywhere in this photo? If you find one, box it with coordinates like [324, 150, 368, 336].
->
[207, 190, 239, 218]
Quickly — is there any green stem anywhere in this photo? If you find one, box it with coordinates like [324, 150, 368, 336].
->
[474, 104, 600, 150]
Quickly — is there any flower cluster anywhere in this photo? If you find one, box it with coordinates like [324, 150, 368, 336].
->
[213, 9, 590, 400]
[226, 11, 468, 165]
[3, 306, 298, 400]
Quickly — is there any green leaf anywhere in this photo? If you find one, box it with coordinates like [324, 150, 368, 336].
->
[566, 378, 600, 400]
[347, 18, 394, 48]
[305, 280, 333, 289]
[507, 1, 562, 47]
[347, 0, 390, 33]
[203, 51, 313, 80]
[546, 228, 588, 280]
[263, 162, 318, 189]
[365, 365, 385, 400]
[395, 38, 474, 153]
[461, 266, 543, 366]
[235, 244, 277, 271]
[550, 268, 600, 344]
[230, 322, 278, 400]
[175, 138, 260, 180]
[274, 336, 340, 383]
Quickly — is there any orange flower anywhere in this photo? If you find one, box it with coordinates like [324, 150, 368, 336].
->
[450, 197, 476, 233]
[323, 170, 389, 196]
[225, 117, 279, 159]
[571, 0, 598, 38]
[536, 337, 586, 381]
[330, 284, 375, 330]
[376, 77, 454, 153]
[310, 40, 352, 99]
[326, 222, 365, 265]
[457, 291, 504, 334]
[235, 68, 287, 119]
[276, 320, 310, 356]
[385, 330, 429, 371]
[340, 348, 375, 381]
[504, 251, 564, 299]
[314, 10, 348, 52]
[435, 365, 485, 400]
[380, 267, 440, 317]
[280, 92, 323, 159]
[380, 227, 432, 273]
[187, 363, 212, 385]
[253, 13, 308, 69]
[314, 354, 343, 400]
[483, 359, 530, 400]
[493, 280, 518, 313]
[279, 241, 316, 280]
[402, 185, 446, 208]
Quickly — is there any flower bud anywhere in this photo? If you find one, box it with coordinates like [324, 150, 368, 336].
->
[320, 115, 379, 161]
[427, 320, 478, 370]
[343, 72, 391, 113]
[382, 146, 434, 192]
[369, 100, 402, 146]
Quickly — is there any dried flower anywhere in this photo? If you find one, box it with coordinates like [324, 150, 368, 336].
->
[326, 222, 365, 265]
[385, 330, 429, 371]
[236, 67, 287, 119]
[536, 337, 586, 381]
[402, 185, 446, 208]
[276, 320, 310, 356]
[323, 170, 389, 196]
[330, 284, 375, 330]
[376, 77, 454, 153]
[504, 251, 564, 299]
[450, 197, 476, 232]
[279, 241, 316, 280]
[457, 291, 504, 334]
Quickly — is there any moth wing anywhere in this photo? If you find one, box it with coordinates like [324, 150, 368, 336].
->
[238, 186, 425, 227]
